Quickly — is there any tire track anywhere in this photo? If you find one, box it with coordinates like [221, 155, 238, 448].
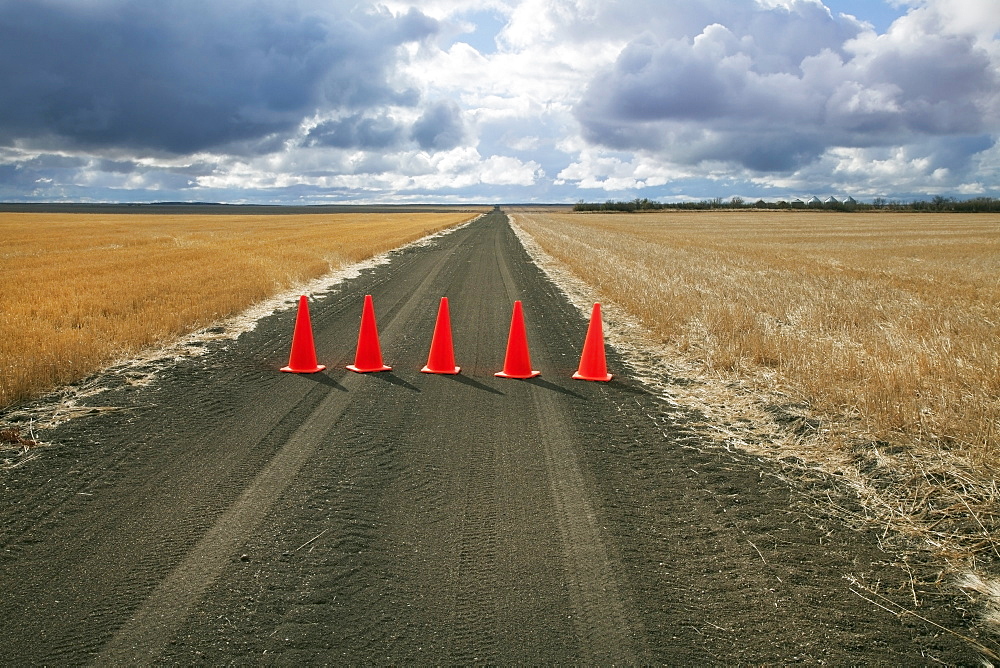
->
[530, 387, 642, 662]
[0, 372, 335, 664]
[491, 219, 643, 663]
[94, 378, 360, 663]
[95, 216, 473, 663]
[445, 436, 502, 664]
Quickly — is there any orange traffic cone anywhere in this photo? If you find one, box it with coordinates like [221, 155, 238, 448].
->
[422, 297, 460, 374]
[347, 294, 392, 373]
[573, 303, 613, 381]
[281, 295, 326, 373]
[495, 300, 540, 379]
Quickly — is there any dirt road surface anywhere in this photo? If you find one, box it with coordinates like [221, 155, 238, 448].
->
[0, 212, 979, 663]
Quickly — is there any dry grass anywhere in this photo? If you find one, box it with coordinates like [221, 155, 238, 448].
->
[510, 208, 1000, 646]
[1, 211, 480, 409]
[510, 209, 1000, 466]
[511, 208, 1000, 643]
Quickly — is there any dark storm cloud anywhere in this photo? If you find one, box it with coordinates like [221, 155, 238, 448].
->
[411, 100, 466, 151]
[92, 158, 142, 174]
[921, 134, 995, 172]
[0, 0, 438, 154]
[305, 100, 469, 151]
[574, 2, 999, 173]
[15, 152, 89, 172]
[306, 113, 406, 149]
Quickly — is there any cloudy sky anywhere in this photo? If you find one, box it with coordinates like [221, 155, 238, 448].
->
[1, 0, 998, 204]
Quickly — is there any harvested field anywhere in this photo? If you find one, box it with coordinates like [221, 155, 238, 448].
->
[0, 210, 482, 409]
[510, 209, 1000, 466]
[510, 209, 1000, 626]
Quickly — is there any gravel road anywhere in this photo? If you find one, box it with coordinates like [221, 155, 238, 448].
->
[0, 211, 977, 663]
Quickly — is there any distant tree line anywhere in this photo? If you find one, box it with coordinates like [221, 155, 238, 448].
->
[573, 196, 1000, 213]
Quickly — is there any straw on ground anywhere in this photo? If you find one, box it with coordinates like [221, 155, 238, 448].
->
[1, 211, 481, 408]
[510, 209, 1000, 467]
[510, 207, 1000, 637]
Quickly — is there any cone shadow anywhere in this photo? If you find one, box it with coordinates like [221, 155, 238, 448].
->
[606, 377, 653, 396]
[301, 372, 348, 392]
[374, 372, 422, 392]
[446, 373, 505, 396]
[525, 377, 587, 400]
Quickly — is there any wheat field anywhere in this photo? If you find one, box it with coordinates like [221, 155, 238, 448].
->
[511, 209, 1000, 465]
[1, 211, 481, 409]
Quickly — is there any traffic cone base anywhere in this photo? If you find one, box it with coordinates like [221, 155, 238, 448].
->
[495, 368, 540, 379]
[573, 302, 613, 382]
[281, 295, 326, 374]
[347, 362, 391, 373]
[282, 363, 327, 373]
[572, 369, 611, 381]
[422, 364, 460, 374]
[348, 294, 391, 373]
[282, 364, 327, 373]
[495, 300, 540, 379]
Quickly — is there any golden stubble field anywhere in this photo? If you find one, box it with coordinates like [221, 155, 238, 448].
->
[513, 209, 1000, 598]
[512, 209, 1000, 467]
[1, 211, 481, 409]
